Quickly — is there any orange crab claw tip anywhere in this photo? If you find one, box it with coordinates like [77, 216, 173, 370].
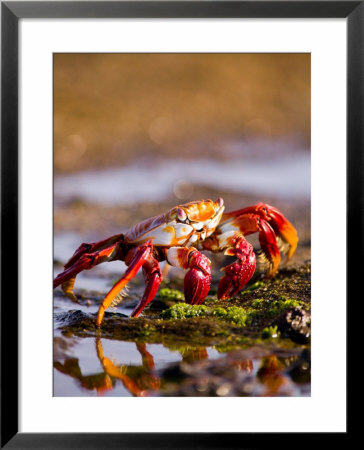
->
[282, 223, 299, 259]
[265, 206, 298, 259]
[265, 256, 280, 278]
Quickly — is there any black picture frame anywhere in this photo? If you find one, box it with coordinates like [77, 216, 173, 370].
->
[1, 1, 360, 448]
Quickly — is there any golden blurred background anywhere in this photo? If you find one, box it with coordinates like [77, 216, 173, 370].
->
[54, 53, 310, 173]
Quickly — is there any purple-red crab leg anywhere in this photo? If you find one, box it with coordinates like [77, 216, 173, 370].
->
[54, 233, 124, 302]
[63, 234, 124, 270]
[96, 240, 160, 326]
[201, 233, 256, 300]
[53, 240, 123, 302]
[54, 237, 163, 325]
[217, 236, 256, 300]
[130, 253, 162, 318]
[166, 247, 212, 305]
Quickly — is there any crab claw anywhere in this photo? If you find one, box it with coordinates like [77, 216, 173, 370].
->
[257, 219, 281, 277]
[96, 240, 154, 326]
[217, 237, 256, 300]
[184, 251, 212, 305]
[220, 202, 298, 278]
[262, 204, 298, 261]
[165, 247, 212, 305]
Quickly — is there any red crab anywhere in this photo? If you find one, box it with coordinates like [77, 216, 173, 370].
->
[54, 198, 298, 326]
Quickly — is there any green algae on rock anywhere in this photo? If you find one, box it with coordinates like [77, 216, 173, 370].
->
[161, 303, 209, 319]
[161, 303, 250, 326]
[56, 262, 311, 347]
[244, 280, 265, 292]
[158, 288, 185, 302]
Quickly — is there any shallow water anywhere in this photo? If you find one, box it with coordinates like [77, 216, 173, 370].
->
[53, 333, 224, 397]
[54, 323, 310, 398]
[54, 329, 310, 397]
[54, 149, 310, 206]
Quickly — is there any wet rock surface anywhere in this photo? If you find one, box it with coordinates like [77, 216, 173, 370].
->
[56, 262, 311, 346]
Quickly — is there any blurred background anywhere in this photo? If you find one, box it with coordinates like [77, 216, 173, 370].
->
[54, 54, 310, 170]
[54, 53, 310, 262]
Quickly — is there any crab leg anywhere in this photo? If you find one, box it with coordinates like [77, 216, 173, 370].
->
[166, 247, 211, 305]
[63, 234, 124, 269]
[54, 234, 124, 302]
[54, 243, 120, 288]
[131, 255, 162, 318]
[54, 242, 123, 302]
[202, 232, 256, 300]
[218, 235, 256, 300]
[96, 240, 154, 326]
[256, 219, 281, 277]
[260, 204, 298, 260]
[219, 213, 280, 277]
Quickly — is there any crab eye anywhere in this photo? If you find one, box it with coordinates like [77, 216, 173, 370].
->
[176, 208, 187, 222]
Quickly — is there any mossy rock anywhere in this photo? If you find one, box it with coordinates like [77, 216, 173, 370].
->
[56, 262, 311, 347]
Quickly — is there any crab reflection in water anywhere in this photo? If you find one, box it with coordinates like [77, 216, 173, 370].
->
[53, 338, 310, 397]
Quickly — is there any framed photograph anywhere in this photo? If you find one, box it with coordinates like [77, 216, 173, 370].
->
[2, 1, 360, 448]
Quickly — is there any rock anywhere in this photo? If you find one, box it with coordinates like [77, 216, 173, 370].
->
[274, 308, 311, 344]
[54, 309, 90, 326]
